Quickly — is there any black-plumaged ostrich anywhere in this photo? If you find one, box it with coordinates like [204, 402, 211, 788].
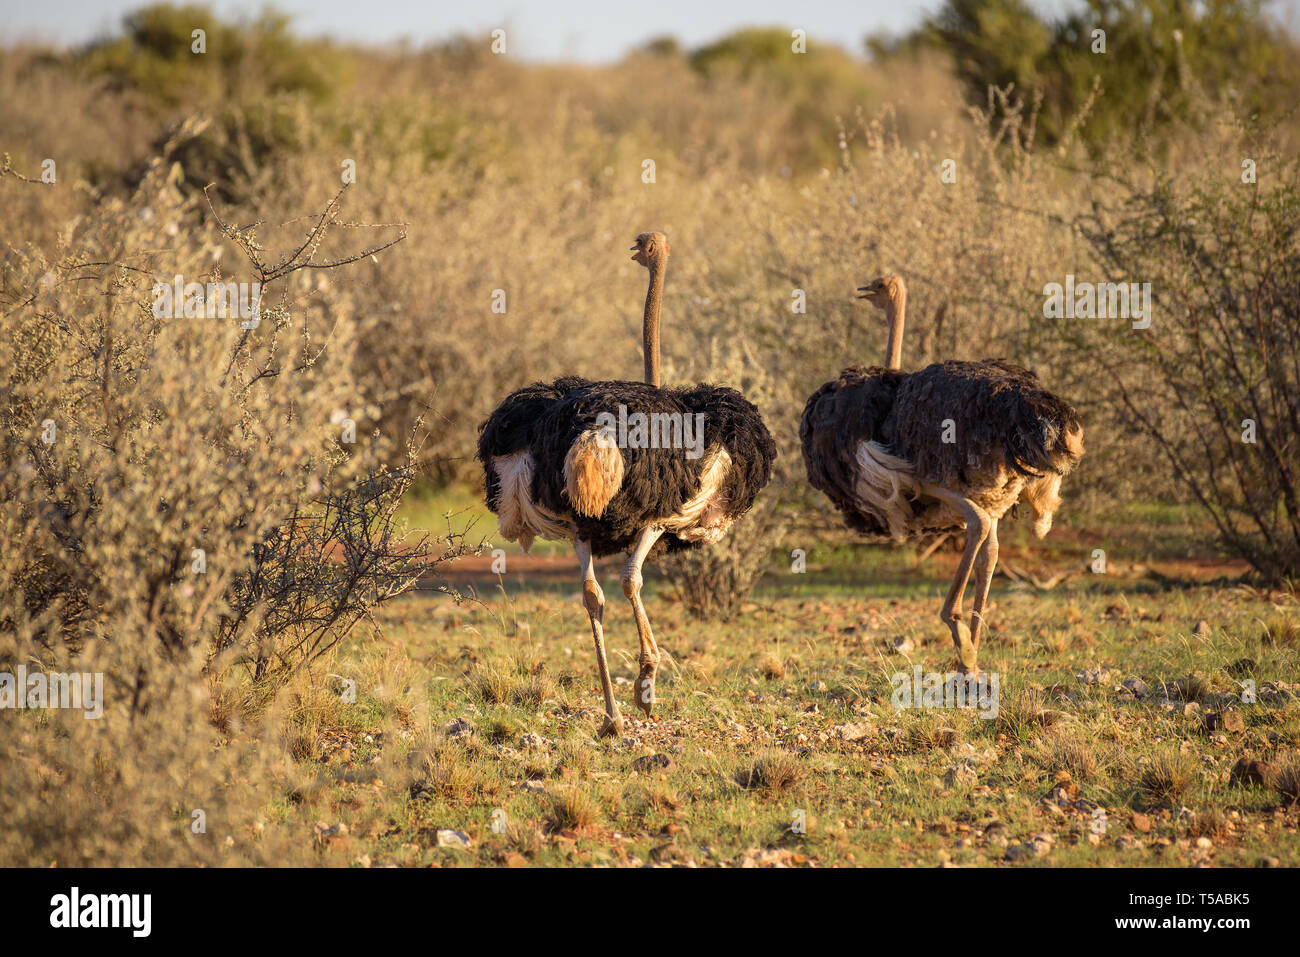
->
[800, 275, 1084, 674]
[477, 232, 776, 736]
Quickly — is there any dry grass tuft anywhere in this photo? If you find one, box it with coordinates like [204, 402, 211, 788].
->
[756, 653, 786, 680]
[1029, 726, 1105, 781]
[735, 750, 804, 792]
[546, 787, 601, 832]
[1139, 752, 1197, 805]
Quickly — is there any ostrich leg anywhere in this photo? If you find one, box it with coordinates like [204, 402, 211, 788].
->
[924, 487, 991, 673]
[622, 525, 665, 717]
[969, 518, 1000, 653]
[577, 540, 622, 737]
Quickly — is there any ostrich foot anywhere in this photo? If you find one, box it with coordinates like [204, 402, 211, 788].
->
[597, 712, 623, 738]
[951, 619, 978, 673]
[634, 664, 657, 717]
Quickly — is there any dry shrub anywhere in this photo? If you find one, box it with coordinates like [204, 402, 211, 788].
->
[0, 142, 465, 864]
[1062, 114, 1300, 582]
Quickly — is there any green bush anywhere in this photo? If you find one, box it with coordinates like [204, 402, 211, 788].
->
[78, 3, 348, 106]
[912, 0, 1300, 148]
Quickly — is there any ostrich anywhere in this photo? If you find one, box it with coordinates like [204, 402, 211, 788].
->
[477, 232, 776, 736]
[800, 275, 1084, 674]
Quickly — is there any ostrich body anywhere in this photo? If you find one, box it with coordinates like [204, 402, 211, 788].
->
[478, 232, 776, 735]
[800, 275, 1084, 673]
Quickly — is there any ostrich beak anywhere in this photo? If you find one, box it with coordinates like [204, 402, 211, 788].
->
[856, 286, 873, 299]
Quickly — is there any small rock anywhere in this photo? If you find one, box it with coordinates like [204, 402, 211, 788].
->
[945, 763, 978, 787]
[1204, 710, 1245, 734]
[1006, 838, 1051, 861]
[1195, 837, 1213, 849]
[1132, 813, 1153, 833]
[1257, 856, 1281, 868]
[444, 718, 475, 739]
[650, 842, 685, 864]
[833, 721, 872, 742]
[891, 636, 915, 655]
[630, 753, 674, 774]
[1230, 757, 1280, 789]
[1160, 675, 1206, 702]
[1122, 677, 1149, 699]
[1226, 658, 1257, 678]
[1193, 620, 1211, 638]
[1076, 666, 1114, 686]
[517, 731, 548, 750]
[435, 829, 472, 849]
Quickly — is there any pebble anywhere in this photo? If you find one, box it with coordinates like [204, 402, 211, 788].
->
[435, 829, 472, 849]
[1204, 710, 1245, 734]
[630, 753, 674, 774]
[945, 763, 978, 787]
[833, 721, 872, 742]
[444, 717, 474, 739]
[1121, 677, 1149, 698]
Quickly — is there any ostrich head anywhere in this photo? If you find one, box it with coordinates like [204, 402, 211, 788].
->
[857, 274, 907, 370]
[630, 231, 670, 267]
[856, 274, 906, 311]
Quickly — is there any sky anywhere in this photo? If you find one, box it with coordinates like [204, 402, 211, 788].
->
[2, 0, 1298, 60]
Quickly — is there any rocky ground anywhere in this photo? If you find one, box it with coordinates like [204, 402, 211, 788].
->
[269, 549, 1300, 867]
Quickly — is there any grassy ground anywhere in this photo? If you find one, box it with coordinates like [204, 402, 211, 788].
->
[268, 496, 1300, 867]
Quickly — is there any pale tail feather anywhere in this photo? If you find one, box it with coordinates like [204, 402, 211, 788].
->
[853, 440, 918, 542]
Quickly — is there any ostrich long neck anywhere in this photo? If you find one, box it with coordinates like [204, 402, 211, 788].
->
[883, 289, 906, 370]
[643, 254, 667, 387]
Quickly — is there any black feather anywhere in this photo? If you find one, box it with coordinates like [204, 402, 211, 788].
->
[479, 377, 776, 558]
[800, 359, 1082, 536]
